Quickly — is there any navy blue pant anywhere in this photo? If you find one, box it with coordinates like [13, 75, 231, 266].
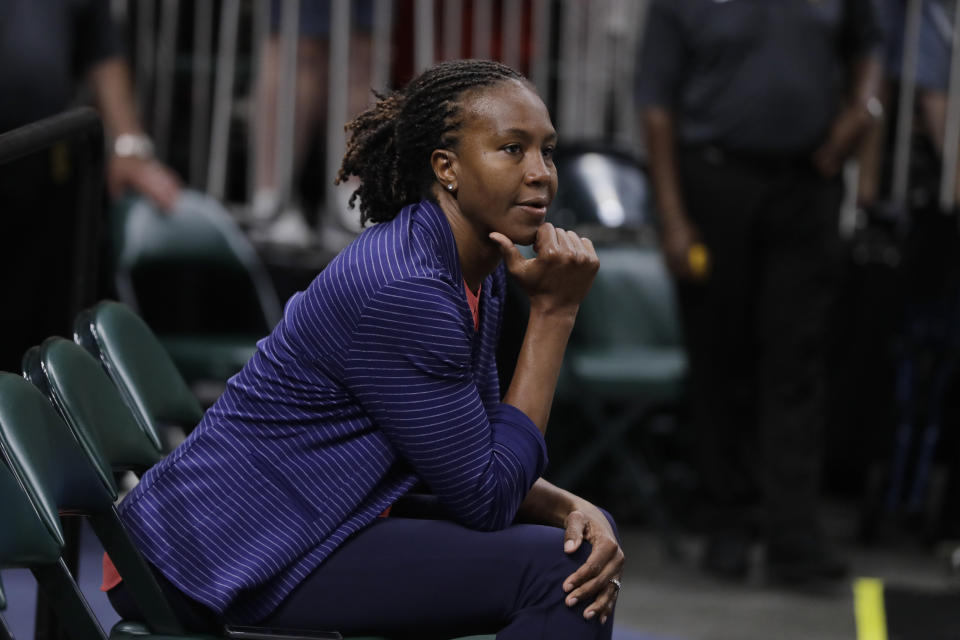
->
[110, 515, 617, 639]
[676, 146, 843, 540]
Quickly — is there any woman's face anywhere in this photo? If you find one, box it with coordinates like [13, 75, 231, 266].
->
[446, 79, 558, 246]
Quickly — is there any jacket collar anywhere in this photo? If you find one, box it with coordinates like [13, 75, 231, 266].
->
[406, 198, 504, 300]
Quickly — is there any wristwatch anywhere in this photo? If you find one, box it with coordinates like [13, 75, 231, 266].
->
[865, 97, 884, 120]
[113, 133, 155, 159]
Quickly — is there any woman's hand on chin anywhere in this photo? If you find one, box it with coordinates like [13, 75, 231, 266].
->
[489, 223, 599, 315]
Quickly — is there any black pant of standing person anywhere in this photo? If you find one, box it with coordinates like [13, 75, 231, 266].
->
[676, 147, 847, 582]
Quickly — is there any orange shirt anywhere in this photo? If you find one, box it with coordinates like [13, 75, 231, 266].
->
[465, 279, 481, 330]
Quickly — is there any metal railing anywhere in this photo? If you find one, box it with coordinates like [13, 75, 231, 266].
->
[114, 0, 649, 239]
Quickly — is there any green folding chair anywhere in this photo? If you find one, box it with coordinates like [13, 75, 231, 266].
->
[0, 372, 205, 638]
[0, 371, 383, 640]
[23, 337, 163, 482]
[23, 339, 175, 639]
[0, 454, 101, 640]
[554, 246, 687, 557]
[75, 300, 204, 450]
[24, 337, 186, 638]
[111, 190, 281, 387]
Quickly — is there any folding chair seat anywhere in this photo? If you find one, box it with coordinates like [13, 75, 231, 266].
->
[554, 246, 687, 556]
[74, 300, 204, 450]
[110, 191, 281, 388]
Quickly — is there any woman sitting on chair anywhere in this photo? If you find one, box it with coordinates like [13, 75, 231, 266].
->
[108, 59, 623, 639]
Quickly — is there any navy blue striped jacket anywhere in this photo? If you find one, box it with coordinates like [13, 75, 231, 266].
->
[118, 200, 549, 622]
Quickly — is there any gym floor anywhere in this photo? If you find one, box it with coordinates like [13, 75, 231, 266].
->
[3, 502, 958, 640]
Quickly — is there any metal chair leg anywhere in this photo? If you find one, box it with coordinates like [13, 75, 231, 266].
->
[553, 401, 647, 489]
[554, 398, 682, 559]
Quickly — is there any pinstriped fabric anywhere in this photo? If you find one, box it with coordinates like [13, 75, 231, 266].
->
[118, 200, 548, 623]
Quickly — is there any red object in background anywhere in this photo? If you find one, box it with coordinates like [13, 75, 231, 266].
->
[391, 0, 534, 88]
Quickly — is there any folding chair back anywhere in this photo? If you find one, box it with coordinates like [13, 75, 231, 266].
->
[0, 459, 105, 640]
[566, 246, 686, 401]
[0, 374, 115, 539]
[23, 337, 164, 481]
[0, 458, 62, 582]
[111, 191, 280, 385]
[575, 246, 682, 350]
[551, 143, 655, 242]
[0, 373, 188, 636]
[75, 300, 204, 449]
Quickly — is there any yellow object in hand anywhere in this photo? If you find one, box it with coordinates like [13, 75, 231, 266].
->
[688, 243, 710, 279]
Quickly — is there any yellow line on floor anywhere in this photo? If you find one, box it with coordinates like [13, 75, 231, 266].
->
[854, 577, 888, 640]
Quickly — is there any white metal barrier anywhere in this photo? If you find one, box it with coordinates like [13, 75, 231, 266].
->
[114, 0, 649, 239]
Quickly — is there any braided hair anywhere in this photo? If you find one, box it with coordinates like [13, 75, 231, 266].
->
[336, 59, 527, 226]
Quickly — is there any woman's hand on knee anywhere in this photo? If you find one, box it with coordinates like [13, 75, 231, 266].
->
[560, 504, 624, 624]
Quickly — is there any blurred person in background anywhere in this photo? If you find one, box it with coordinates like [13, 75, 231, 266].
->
[854, 0, 960, 545]
[638, 0, 883, 583]
[251, 0, 373, 240]
[0, 0, 180, 373]
[0, 0, 181, 208]
[859, 0, 959, 209]
[913, 0, 960, 173]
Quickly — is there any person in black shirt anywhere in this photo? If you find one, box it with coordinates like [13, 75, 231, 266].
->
[638, 0, 883, 583]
